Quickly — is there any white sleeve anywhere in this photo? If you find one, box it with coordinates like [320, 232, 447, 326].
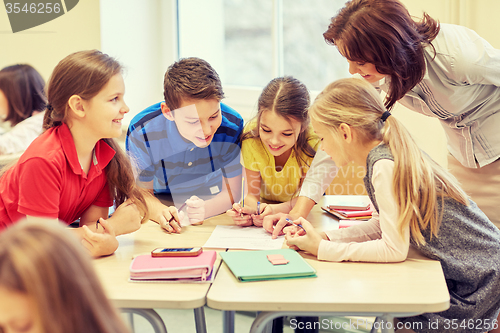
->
[0, 112, 44, 155]
[453, 29, 500, 87]
[317, 159, 410, 262]
[298, 148, 337, 203]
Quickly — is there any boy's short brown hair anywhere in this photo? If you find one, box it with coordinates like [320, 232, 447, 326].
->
[163, 57, 224, 110]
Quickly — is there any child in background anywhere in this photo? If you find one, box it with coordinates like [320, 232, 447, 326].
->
[0, 50, 148, 257]
[0, 64, 46, 155]
[0, 220, 131, 333]
[126, 57, 243, 231]
[285, 77, 500, 333]
[227, 76, 319, 227]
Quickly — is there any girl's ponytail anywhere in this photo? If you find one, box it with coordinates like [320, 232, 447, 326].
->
[382, 116, 438, 244]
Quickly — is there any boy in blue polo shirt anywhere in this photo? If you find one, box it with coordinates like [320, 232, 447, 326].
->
[126, 58, 243, 230]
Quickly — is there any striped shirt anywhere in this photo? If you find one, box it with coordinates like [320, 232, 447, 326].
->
[126, 102, 243, 198]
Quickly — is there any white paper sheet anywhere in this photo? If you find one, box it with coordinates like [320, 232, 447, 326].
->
[203, 225, 285, 250]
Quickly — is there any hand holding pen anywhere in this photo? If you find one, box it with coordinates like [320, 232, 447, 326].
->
[226, 202, 253, 226]
[284, 217, 324, 256]
[285, 218, 306, 234]
[251, 201, 273, 227]
[159, 205, 184, 233]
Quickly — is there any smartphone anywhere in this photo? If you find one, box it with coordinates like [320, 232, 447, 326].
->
[151, 247, 203, 257]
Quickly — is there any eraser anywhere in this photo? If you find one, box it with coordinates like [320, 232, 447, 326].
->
[267, 254, 289, 265]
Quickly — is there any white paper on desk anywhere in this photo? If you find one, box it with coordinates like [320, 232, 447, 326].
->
[203, 225, 284, 250]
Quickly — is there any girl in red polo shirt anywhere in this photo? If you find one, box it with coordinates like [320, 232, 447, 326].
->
[0, 50, 149, 257]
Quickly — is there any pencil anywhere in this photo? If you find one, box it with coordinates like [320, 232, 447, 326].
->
[257, 201, 261, 215]
[238, 177, 245, 217]
[241, 177, 245, 208]
[347, 215, 372, 220]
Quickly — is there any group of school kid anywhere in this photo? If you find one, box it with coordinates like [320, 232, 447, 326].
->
[1, 1, 500, 332]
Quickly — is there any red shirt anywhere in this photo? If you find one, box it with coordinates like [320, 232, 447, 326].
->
[0, 124, 115, 230]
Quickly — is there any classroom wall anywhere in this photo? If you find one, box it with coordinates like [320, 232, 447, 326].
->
[100, 0, 178, 125]
[403, 0, 500, 49]
[0, 0, 100, 83]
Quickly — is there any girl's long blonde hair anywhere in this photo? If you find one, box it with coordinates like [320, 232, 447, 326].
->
[0, 220, 131, 333]
[310, 77, 468, 245]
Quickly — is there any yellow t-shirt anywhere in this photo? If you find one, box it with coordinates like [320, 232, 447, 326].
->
[241, 122, 320, 202]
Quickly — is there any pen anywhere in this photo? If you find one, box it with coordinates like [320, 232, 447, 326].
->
[257, 201, 261, 215]
[168, 203, 186, 225]
[285, 218, 305, 233]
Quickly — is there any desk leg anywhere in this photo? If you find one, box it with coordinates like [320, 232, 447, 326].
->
[126, 312, 135, 329]
[193, 307, 207, 333]
[380, 314, 395, 333]
[251, 312, 287, 333]
[223, 310, 235, 333]
[120, 309, 167, 333]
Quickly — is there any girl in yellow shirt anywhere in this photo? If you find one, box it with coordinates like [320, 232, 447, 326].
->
[227, 76, 319, 227]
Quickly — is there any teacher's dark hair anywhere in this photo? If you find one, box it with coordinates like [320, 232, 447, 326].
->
[323, 0, 440, 110]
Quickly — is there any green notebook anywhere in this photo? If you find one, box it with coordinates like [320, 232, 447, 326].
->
[220, 249, 317, 282]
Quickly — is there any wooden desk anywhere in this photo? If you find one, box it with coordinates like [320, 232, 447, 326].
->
[207, 196, 450, 333]
[93, 215, 233, 333]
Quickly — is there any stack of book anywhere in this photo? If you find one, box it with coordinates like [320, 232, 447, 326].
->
[321, 196, 373, 228]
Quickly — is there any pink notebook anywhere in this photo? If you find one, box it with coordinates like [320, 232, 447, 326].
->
[129, 250, 217, 281]
[335, 206, 373, 218]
